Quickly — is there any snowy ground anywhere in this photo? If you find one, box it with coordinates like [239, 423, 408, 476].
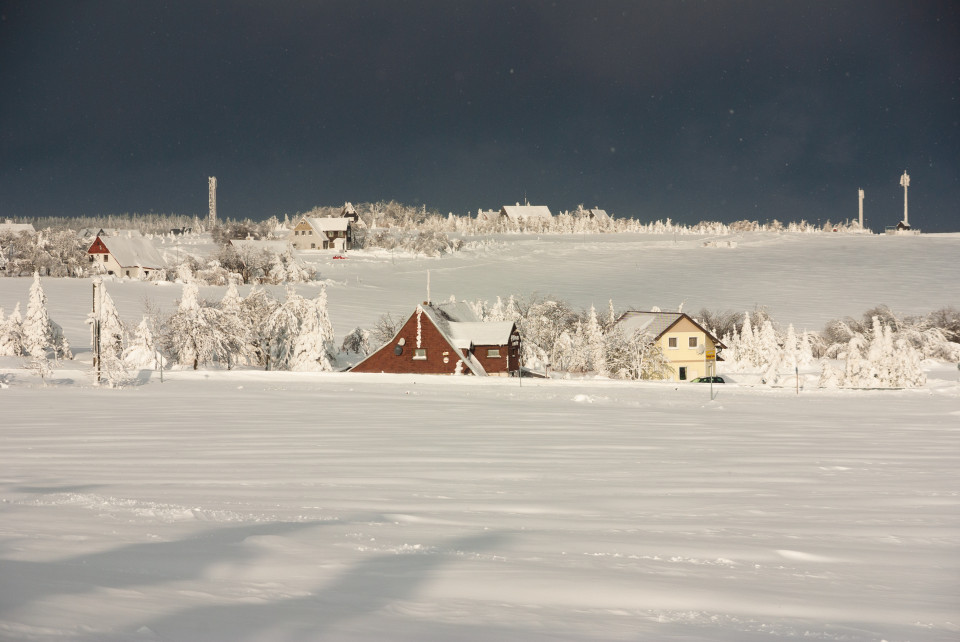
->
[1, 232, 959, 641]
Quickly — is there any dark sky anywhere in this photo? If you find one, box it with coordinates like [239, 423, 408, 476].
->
[2, 1, 958, 230]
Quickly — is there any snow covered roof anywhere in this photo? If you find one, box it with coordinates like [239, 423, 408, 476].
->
[617, 311, 682, 339]
[446, 321, 517, 348]
[0, 221, 36, 234]
[616, 311, 725, 347]
[476, 209, 499, 222]
[587, 208, 611, 222]
[307, 217, 351, 232]
[500, 205, 553, 221]
[96, 236, 165, 269]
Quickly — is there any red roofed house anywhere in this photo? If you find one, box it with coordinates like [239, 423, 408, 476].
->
[351, 301, 521, 376]
[87, 234, 165, 278]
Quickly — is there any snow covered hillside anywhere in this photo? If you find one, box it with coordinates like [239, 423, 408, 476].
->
[1, 232, 958, 641]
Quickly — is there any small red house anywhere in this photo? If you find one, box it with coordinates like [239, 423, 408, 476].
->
[351, 302, 520, 376]
[87, 235, 165, 278]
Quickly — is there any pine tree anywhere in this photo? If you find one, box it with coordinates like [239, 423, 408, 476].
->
[842, 334, 870, 387]
[268, 253, 288, 284]
[96, 287, 127, 385]
[0, 307, 24, 356]
[1, 303, 25, 356]
[123, 317, 161, 369]
[735, 312, 754, 366]
[289, 287, 336, 371]
[584, 305, 607, 375]
[22, 272, 53, 360]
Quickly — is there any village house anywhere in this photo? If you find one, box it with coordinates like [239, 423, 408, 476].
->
[291, 216, 353, 251]
[0, 220, 36, 235]
[499, 204, 553, 223]
[86, 234, 165, 278]
[583, 207, 611, 223]
[351, 301, 521, 376]
[615, 311, 726, 382]
[339, 202, 361, 223]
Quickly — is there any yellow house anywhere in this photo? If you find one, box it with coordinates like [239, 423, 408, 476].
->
[291, 216, 352, 251]
[616, 311, 726, 382]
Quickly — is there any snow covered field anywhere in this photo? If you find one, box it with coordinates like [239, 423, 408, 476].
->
[1, 232, 959, 641]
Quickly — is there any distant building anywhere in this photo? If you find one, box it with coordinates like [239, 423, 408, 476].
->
[0, 220, 36, 235]
[585, 208, 611, 223]
[339, 202, 362, 224]
[87, 235, 165, 278]
[614, 311, 725, 382]
[499, 204, 553, 223]
[291, 216, 353, 251]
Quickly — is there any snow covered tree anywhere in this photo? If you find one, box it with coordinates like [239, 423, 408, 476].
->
[604, 325, 671, 380]
[268, 253, 288, 284]
[240, 286, 280, 367]
[341, 326, 372, 356]
[0, 305, 24, 356]
[288, 286, 336, 371]
[161, 282, 240, 370]
[123, 316, 162, 370]
[829, 316, 927, 389]
[581, 305, 607, 375]
[22, 272, 54, 361]
[93, 285, 128, 385]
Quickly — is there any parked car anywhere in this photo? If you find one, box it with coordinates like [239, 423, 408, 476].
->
[690, 376, 725, 383]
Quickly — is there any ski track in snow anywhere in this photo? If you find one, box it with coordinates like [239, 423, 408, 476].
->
[0, 232, 958, 641]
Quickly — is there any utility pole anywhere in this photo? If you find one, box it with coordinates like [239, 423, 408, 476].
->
[91, 279, 102, 384]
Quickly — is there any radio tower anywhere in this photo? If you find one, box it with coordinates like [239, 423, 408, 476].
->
[858, 188, 864, 228]
[899, 171, 910, 229]
[208, 176, 218, 228]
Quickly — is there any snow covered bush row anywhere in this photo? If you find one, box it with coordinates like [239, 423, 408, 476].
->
[64, 280, 338, 386]
[708, 305, 954, 389]
[157, 282, 336, 373]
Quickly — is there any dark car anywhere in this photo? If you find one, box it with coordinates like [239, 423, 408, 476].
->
[690, 376, 725, 383]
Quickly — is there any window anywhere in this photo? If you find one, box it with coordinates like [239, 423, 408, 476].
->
[688, 337, 698, 348]
[679, 367, 687, 381]
[668, 337, 678, 349]
[487, 349, 501, 358]
[413, 348, 427, 360]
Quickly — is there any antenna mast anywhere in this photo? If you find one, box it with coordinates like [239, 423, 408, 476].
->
[208, 176, 217, 228]
[899, 171, 910, 227]
[858, 188, 864, 228]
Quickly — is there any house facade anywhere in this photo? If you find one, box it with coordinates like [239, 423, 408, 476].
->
[351, 303, 520, 376]
[616, 311, 725, 382]
[291, 217, 352, 251]
[86, 235, 165, 278]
